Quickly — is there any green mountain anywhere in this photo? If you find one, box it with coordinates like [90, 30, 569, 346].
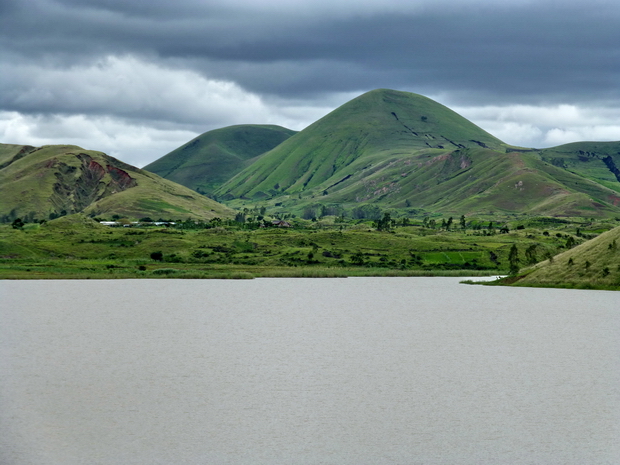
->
[209, 89, 620, 217]
[0, 144, 234, 222]
[8, 90, 619, 222]
[143, 124, 296, 195]
[538, 141, 620, 192]
[509, 225, 620, 290]
[215, 89, 505, 199]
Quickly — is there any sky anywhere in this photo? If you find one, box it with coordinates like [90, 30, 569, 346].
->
[1, 0, 620, 167]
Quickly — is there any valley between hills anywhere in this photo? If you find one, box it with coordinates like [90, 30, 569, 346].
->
[1, 89, 619, 289]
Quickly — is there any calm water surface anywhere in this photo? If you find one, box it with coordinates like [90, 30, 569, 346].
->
[1, 278, 619, 464]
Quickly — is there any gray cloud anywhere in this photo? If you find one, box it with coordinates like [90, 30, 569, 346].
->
[1, 0, 619, 166]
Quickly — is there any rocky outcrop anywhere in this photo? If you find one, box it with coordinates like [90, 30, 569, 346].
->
[50, 153, 137, 215]
[602, 155, 620, 183]
[107, 165, 137, 191]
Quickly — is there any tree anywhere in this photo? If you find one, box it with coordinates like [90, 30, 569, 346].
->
[525, 244, 538, 264]
[409, 252, 423, 266]
[150, 251, 163, 261]
[350, 251, 365, 266]
[508, 244, 520, 275]
[352, 204, 382, 220]
[460, 215, 466, 230]
[302, 206, 317, 220]
[374, 212, 393, 232]
[11, 218, 24, 229]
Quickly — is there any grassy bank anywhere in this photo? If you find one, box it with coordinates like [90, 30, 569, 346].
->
[1, 213, 617, 280]
[0, 260, 497, 280]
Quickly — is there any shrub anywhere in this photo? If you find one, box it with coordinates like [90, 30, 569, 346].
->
[152, 268, 177, 275]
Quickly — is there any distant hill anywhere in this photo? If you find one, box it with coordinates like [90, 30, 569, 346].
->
[7, 89, 620, 222]
[0, 144, 234, 222]
[209, 89, 620, 217]
[538, 141, 620, 189]
[215, 89, 506, 200]
[143, 124, 296, 196]
[509, 225, 620, 290]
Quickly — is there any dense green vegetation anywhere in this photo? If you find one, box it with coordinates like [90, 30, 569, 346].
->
[2, 212, 617, 281]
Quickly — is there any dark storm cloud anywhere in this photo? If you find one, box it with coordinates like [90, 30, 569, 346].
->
[1, 0, 619, 165]
[203, 4, 620, 105]
[3, 0, 619, 106]
[1, 0, 620, 105]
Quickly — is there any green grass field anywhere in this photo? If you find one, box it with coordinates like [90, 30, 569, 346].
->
[3, 213, 615, 281]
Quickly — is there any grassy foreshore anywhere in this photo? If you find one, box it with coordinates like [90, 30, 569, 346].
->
[0, 260, 498, 280]
[1, 213, 618, 281]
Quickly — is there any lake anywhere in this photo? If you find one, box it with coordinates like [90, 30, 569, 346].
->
[1, 278, 619, 464]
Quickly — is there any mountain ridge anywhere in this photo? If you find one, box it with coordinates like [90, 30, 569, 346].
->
[143, 124, 296, 196]
[4, 89, 620, 221]
[0, 144, 234, 222]
[202, 89, 619, 217]
[215, 89, 508, 200]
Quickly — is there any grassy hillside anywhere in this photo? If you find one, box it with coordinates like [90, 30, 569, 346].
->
[143, 124, 296, 195]
[0, 144, 234, 222]
[504, 225, 620, 290]
[212, 89, 620, 218]
[5, 89, 620, 224]
[216, 89, 506, 200]
[0, 144, 36, 168]
[538, 141, 620, 193]
[262, 147, 620, 216]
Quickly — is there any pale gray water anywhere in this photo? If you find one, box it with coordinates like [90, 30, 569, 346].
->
[1, 278, 619, 465]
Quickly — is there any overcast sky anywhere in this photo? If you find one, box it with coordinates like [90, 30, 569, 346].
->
[2, 0, 620, 167]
